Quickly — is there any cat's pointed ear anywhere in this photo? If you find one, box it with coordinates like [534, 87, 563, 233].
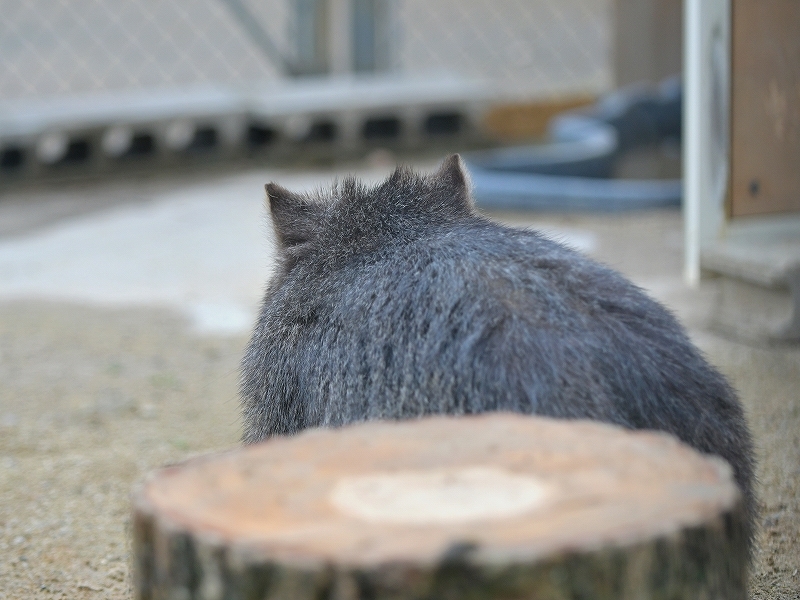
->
[265, 183, 322, 250]
[435, 154, 472, 210]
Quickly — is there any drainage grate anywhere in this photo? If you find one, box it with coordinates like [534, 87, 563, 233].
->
[1, 147, 25, 170]
[247, 124, 278, 147]
[305, 120, 337, 143]
[424, 112, 463, 136]
[186, 127, 218, 152]
[0, 77, 490, 184]
[58, 139, 92, 165]
[363, 116, 401, 140]
[126, 133, 156, 158]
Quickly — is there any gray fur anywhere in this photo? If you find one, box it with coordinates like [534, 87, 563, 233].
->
[241, 155, 755, 540]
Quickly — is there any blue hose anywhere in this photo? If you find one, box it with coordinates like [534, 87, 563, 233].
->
[466, 76, 682, 211]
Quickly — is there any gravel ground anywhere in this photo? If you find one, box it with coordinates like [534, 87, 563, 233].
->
[0, 177, 798, 599]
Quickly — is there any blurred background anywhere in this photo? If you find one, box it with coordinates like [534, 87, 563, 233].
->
[0, 1, 799, 599]
[0, 0, 611, 98]
[0, 0, 694, 335]
[0, 0, 680, 176]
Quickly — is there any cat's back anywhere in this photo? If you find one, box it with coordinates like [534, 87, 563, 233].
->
[340, 218, 666, 340]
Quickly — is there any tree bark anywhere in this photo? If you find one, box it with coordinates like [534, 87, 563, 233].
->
[132, 414, 747, 600]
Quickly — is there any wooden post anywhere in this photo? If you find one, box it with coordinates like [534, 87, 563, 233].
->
[729, 0, 800, 218]
[132, 414, 747, 600]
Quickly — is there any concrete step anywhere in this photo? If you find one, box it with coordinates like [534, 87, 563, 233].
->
[701, 233, 800, 343]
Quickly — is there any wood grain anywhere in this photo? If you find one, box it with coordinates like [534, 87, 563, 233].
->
[132, 414, 747, 600]
[730, 0, 800, 218]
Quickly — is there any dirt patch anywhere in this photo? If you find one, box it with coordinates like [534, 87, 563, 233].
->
[0, 302, 243, 599]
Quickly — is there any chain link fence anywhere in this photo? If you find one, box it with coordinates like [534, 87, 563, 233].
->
[394, 0, 610, 99]
[0, 0, 612, 179]
[0, 0, 611, 101]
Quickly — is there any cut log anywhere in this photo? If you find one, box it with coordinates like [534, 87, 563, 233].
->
[132, 414, 747, 600]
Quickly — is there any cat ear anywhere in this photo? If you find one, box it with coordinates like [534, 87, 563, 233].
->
[435, 154, 472, 210]
[265, 183, 322, 250]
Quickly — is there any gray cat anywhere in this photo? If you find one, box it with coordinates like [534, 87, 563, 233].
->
[241, 155, 755, 539]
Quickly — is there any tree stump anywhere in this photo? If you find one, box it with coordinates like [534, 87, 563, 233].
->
[132, 414, 747, 600]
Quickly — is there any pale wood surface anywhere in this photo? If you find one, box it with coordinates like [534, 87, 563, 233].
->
[132, 414, 747, 600]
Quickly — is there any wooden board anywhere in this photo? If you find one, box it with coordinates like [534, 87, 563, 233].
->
[730, 0, 800, 218]
[132, 414, 747, 600]
[483, 96, 595, 141]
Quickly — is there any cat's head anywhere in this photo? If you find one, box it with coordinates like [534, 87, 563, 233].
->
[265, 154, 475, 271]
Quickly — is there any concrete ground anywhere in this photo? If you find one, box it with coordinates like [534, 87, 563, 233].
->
[0, 161, 798, 599]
